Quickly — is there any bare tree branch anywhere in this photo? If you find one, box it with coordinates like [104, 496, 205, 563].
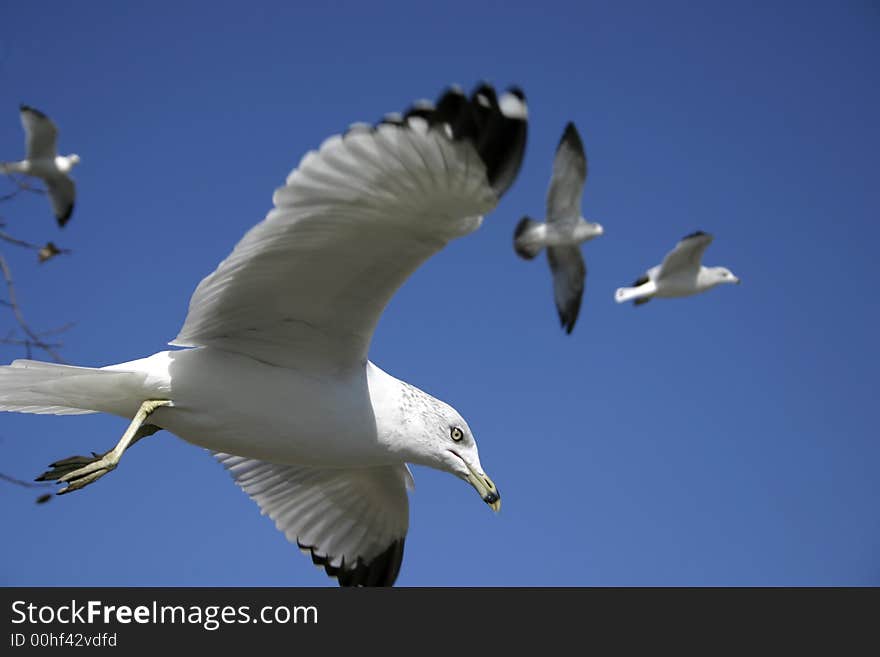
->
[0, 471, 51, 490]
[1, 173, 73, 499]
[0, 337, 64, 349]
[0, 175, 46, 201]
[0, 228, 70, 263]
[37, 322, 76, 337]
[0, 472, 54, 504]
[0, 253, 66, 362]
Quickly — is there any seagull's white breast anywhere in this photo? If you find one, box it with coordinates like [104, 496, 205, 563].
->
[143, 347, 393, 467]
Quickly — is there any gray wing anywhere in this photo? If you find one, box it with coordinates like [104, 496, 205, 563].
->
[547, 245, 586, 334]
[657, 231, 713, 278]
[546, 122, 587, 226]
[20, 105, 59, 160]
[45, 174, 75, 227]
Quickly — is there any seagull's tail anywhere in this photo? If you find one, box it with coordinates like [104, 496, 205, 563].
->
[615, 288, 652, 306]
[0, 359, 146, 416]
[615, 277, 654, 305]
[513, 216, 543, 260]
[0, 161, 25, 174]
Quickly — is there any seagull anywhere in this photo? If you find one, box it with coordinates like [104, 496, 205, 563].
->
[0, 105, 80, 227]
[0, 83, 528, 586]
[614, 231, 740, 305]
[513, 122, 603, 333]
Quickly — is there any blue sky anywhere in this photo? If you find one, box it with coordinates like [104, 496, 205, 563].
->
[1, 1, 877, 586]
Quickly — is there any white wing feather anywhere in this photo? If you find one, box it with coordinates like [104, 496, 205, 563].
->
[217, 454, 411, 585]
[172, 122, 496, 371]
[658, 231, 714, 278]
[20, 106, 59, 160]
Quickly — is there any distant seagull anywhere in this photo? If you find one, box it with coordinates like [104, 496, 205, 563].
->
[513, 122, 603, 333]
[614, 231, 740, 305]
[0, 105, 80, 226]
[0, 83, 528, 586]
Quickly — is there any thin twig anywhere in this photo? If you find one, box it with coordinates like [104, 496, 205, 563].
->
[0, 230, 34, 249]
[0, 174, 46, 201]
[0, 230, 71, 262]
[0, 253, 65, 362]
[37, 322, 76, 337]
[0, 337, 64, 349]
[0, 471, 52, 490]
[0, 472, 54, 503]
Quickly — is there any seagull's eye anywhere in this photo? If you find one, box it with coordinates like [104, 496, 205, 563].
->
[450, 426, 464, 442]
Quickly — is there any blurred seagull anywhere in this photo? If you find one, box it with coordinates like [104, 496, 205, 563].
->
[0, 105, 80, 226]
[615, 231, 740, 305]
[0, 83, 527, 587]
[513, 122, 604, 333]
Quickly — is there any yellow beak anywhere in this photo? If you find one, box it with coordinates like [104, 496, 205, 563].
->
[464, 460, 501, 512]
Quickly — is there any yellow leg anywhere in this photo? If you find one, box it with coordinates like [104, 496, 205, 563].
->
[38, 399, 172, 495]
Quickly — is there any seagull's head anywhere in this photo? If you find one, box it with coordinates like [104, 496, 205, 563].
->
[417, 401, 500, 512]
[67, 154, 81, 167]
[576, 220, 604, 242]
[376, 369, 500, 512]
[710, 266, 740, 286]
[441, 422, 500, 513]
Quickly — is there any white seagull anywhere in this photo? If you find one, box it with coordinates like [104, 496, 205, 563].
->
[0, 105, 80, 226]
[0, 83, 528, 586]
[513, 122, 603, 333]
[614, 231, 740, 306]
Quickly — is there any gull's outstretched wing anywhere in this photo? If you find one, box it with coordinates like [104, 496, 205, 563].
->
[216, 453, 413, 587]
[172, 84, 528, 371]
[547, 246, 585, 334]
[45, 174, 75, 226]
[546, 122, 587, 226]
[657, 230, 714, 278]
[20, 105, 59, 160]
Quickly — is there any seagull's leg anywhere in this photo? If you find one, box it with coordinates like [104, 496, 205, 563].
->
[36, 399, 172, 495]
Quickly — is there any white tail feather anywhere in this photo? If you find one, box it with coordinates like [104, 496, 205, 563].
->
[0, 359, 148, 416]
[615, 286, 646, 304]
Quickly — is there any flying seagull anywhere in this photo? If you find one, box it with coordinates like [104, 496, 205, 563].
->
[0, 105, 80, 226]
[513, 122, 603, 333]
[614, 231, 740, 305]
[0, 83, 528, 586]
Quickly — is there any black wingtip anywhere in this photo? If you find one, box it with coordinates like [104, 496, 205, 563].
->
[298, 538, 405, 587]
[513, 216, 540, 260]
[20, 104, 48, 119]
[630, 275, 650, 306]
[364, 83, 528, 202]
[683, 230, 708, 240]
[558, 303, 580, 333]
[559, 121, 584, 153]
[557, 307, 576, 334]
[514, 215, 534, 240]
[56, 203, 74, 228]
[382, 82, 528, 200]
[472, 80, 497, 100]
